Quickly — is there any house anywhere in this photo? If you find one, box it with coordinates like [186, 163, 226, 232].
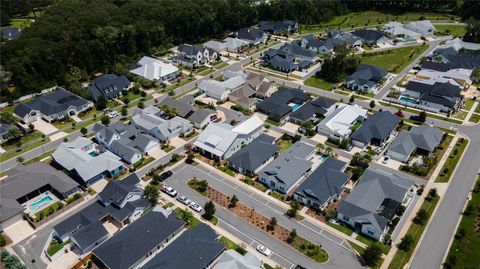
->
[188, 108, 216, 129]
[87, 74, 131, 102]
[204, 40, 228, 53]
[258, 141, 315, 194]
[14, 88, 92, 123]
[131, 106, 193, 142]
[213, 249, 263, 269]
[52, 174, 149, 255]
[316, 104, 368, 141]
[351, 29, 391, 46]
[0, 162, 79, 231]
[327, 30, 363, 48]
[259, 20, 298, 35]
[351, 111, 400, 148]
[158, 96, 194, 118]
[235, 28, 268, 45]
[0, 27, 21, 40]
[223, 37, 250, 53]
[403, 20, 436, 36]
[403, 81, 464, 112]
[198, 75, 246, 100]
[387, 125, 443, 163]
[412, 65, 473, 88]
[171, 44, 217, 68]
[228, 73, 276, 109]
[345, 64, 388, 93]
[299, 35, 334, 54]
[92, 208, 185, 269]
[293, 157, 350, 211]
[0, 122, 19, 143]
[433, 38, 480, 70]
[337, 168, 414, 241]
[383, 22, 422, 40]
[227, 134, 279, 176]
[242, 72, 277, 99]
[256, 87, 310, 122]
[142, 224, 225, 269]
[130, 56, 180, 82]
[194, 116, 263, 160]
[263, 43, 317, 73]
[93, 122, 159, 164]
[52, 137, 125, 187]
[289, 96, 336, 125]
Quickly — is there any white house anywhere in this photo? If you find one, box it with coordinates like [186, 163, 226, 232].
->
[316, 104, 368, 141]
[130, 56, 180, 82]
[198, 75, 246, 101]
[404, 20, 436, 36]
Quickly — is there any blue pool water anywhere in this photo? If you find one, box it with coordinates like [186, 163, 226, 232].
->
[89, 151, 99, 157]
[399, 97, 417, 104]
[29, 196, 53, 212]
[291, 104, 301, 111]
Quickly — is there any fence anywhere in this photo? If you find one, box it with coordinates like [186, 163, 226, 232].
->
[383, 97, 441, 113]
[0, 86, 57, 109]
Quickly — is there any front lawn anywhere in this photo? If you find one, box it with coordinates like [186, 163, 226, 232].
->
[47, 240, 70, 256]
[241, 177, 267, 192]
[175, 208, 201, 228]
[0, 134, 51, 162]
[276, 138, 293, 153]
[218, 165, 235, 176]
[304, 76, 339, 91]
[435, 24, 467, 37]
[469, 113, 480, 123]
[444, 177, 480, 269]
[327, 221, 354, 236]
[435, 137, 468, 183]
[219, 236, 247, 255]
[360, 45, 428, 73]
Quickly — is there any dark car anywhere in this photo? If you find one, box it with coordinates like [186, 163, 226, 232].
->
[156, 171, 173, 182]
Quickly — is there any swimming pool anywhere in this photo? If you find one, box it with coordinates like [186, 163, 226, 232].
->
[29, 196, 53, 212]
[89, 151, 99, 157]
[399, 97, 417, 104]
[290, 103, 301, 112]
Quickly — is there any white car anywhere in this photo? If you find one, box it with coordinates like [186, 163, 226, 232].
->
[189, 202, 203, 212]
[177, 195, 191, 205]
[163, 186, 177, 197]
[108, 111, 119, 118]
[256, 244, 272, 256]
[382, 156, 390, 164]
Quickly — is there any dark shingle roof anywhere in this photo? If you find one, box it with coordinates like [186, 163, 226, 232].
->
[142, 224, 224, 269]
[236, 28, 265, 42]
[406, 81, 462, 107]
[93, 210, 185, 269]
[98, 174, 140, 205]
[257, 87, 310, 120]
[70, 221, 108, 251]
[346, 64, 388, 87]
[227, 136, 280, 172]
[352, 29, 387, 42]
[158, 96, 193, 118]
[88, 74, 130, 101]
[289, 96, 336, 121]
[351, 111, 400, 144]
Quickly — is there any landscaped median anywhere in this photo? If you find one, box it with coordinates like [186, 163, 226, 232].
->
[388, 189, 440, 269]
[435, 137, 468, 183]
[188, 179, 329, 263]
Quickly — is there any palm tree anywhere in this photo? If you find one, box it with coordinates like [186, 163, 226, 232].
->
[325, 146, 333, 156]
[316, 143, 324, 155]
[5, 128, 22, 142]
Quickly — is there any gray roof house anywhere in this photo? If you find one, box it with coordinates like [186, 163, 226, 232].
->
[93, 122, 160, 164]
[213, 249, 263, 269]
[387, 125, 443, 163]
[187, 108, 216, 129]
[171, 44, 217, 68]
[256, 87, 310, 122]
[263, 43, 317, 73]
[293, 157, 350, 211]
[93, 208, 185, 269]
[351, 111, 400, 148]
[404, 81, 464, 112]
[227, 134, 280, 176]
[142, 224, 225, 269]
[351, 29, 391, 46]
[299, 34, 334, 54]
[52, 137, 125, 187]
[345, 64, 388, 93]
[198, 75, 246, 101]
[259, 20, 298, 34]
[235, 28, 268, 45]
[0, 162, 80, 231]
[0, 122, 19, 143]
[337, 168, 414, 241]
[289, 96, 336, 124]
[87, 74, 130, 101]
[258, 141, 315, 194]
[14, 88, 92, 123]
[131, 106, 193, 143]
[158, 96, 194, 118]
[327, 30, 363, 48]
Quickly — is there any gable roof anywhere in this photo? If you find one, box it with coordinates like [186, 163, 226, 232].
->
[294, 157, 350, 205]
[187, 108, 215, 125]
[130, 56, 178, 81]
[346, 64, 388, 87]
[406, 81, 463, 107]
[317, 104, 368, 136]
[178, 43, 206, 56]
[158, 96, 193, 118]
[88, 74, 130, 101]
[98, 174, 140, 205]
[352, 29, 387, 42]
[289, 96, 336, 121]
[93, 209, 185, 269]
[70, 221, 108, 251]
[199, 76, 246, 98]
[142, 224, 224, 269]
[351, 111, 400, 143]
[14, 88, 90, 118]
[227, 135, 279, 172]
[388, 125, 442, 157]
[257, 87, 310, 118]
[213, 250, 262, 269]
[338, 168, 413, 232]
[236, 28, 265, 42]
[403, 20, 436, 33]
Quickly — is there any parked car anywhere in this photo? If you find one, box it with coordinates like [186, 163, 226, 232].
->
[346, 144, 353, 151]
[163, 186, 177, 197]
[382, 156, 390, 164]
[177, 195, 191, 205]
[157, 171, 173, 182]
[395, 111, 405, 118]
[256, 244, 272, 256]
[189, 202, 203, 212]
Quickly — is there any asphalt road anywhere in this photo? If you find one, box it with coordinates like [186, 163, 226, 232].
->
[166, 162, 363, 269]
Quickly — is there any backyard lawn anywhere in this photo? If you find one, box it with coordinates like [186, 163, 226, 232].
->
[435, 24, 467, 37]
[360, 45, 428, 73]
[444, 177, 480, 269]
[277, 138, 293, 153]
[304, 76, 339, 91]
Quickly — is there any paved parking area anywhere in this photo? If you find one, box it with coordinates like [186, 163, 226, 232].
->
[33, 119, 58, 135]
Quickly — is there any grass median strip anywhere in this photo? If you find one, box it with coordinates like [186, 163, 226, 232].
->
[435, 137, 468, 183]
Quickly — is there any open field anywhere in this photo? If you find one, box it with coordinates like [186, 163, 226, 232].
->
[304, 76, 339, 91]
[435, 24, 467, 38]
[360, 45, 428, 73]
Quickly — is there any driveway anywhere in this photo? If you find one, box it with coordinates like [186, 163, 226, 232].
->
[33, 119, 58, 135]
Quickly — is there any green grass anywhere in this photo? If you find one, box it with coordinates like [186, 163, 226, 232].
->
[23, 149, 55, 165]
[464, 99, 476, 110]
[208, 215, 219, 225]
[175, 208, 201, 228]
[198, 68, 216, 77]
[475, 104, 480, 114]
[269, 190, 285, 201]
[277, 139, 293, 153]
[47, 240, 70, 256]
[212, 61, 229, 70]
[218, 165, 235, 176]
[133, 156, 155, 169]
[174, 87, 197, 99]
[219, 236, 247, 255]
[165, 77, 196, 92]
[360, 45, 428, 73]
[353, 94, 371, 101]
[161, 144, 175, 152]
[453, 111, 467, 120]
[265, 118, 282, 126]
[293, 237, 329, 263]
[435, 24, 467, 37]
[188, 179, 208, 196]
[0, 134, 50, 162]
[435, 138, 468, 183]
[8, 18, 34, 29]
[351, 121, 363, 132]
[35, 201, 63, 221]
[181, 130, 198, 141]
[388, 194, 440, 269]
[327, 222, 354, 236]
[304, 76, 338, 91]
[162, 202, 174, 209]
[469, 113, 480, 123]
[241, 177, 267, 192]
[444, 177, 480, 269]
[356, 234, 391, 255]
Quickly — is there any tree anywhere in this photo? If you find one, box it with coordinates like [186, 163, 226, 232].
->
[286, 200, 299, 218]
[361, 243, 382, 267]
[316, 143, 324, 154]
[16, 156, 24, 163]
[369, 100, 376, 109]
[121, 106, 128, 116]
[349, 95, 355, 104]
[267, 216, 277, 231]
[198, 180, 209, 192]
[414, 208, 428, 225]
[179, 209, 194, 225]
[96, 95, 107, 110]
[203, 200, 216, 220]
[418, 111, 427, 123]
[325, 146, 333, 156]
[138, 101, 145, 109]
[101, 115, 110, 126]
[398, 234, 413, 251]
[318, 44, 360, 83]
[144, 184, 160, 203]
[287, 229, 297, 244]
[0, 111, 15, 124]
[229, 195, 238, 208]
[5, 128, 22, 142]
[80, 127, 88, 136]
[464, 18, 480, 43]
